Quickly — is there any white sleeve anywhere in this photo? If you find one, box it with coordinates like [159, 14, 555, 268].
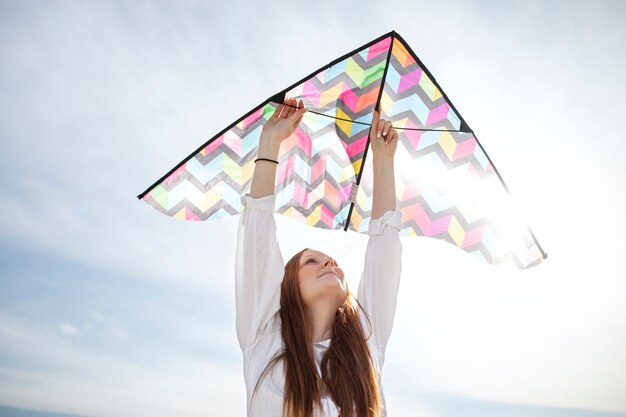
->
[357, 209, 403, 364]
[235, 193, 285, 351]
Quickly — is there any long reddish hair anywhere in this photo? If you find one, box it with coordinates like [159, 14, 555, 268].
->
[253, 248, 381, 417]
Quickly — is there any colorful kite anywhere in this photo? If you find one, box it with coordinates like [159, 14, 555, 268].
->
[137, 31, 546, 269]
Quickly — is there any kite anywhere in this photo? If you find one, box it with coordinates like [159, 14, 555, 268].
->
[137, 31, 547, 269]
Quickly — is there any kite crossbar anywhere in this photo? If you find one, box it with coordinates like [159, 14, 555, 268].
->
[274, 101, 470, 133]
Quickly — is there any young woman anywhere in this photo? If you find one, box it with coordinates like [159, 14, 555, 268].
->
[235, 98, 402, 417]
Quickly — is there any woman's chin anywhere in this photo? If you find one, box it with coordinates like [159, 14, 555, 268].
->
[320, 273, 345, 285]
[321, 275, 344, 289]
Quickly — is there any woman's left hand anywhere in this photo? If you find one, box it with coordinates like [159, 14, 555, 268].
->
[369, 108, 398, 160]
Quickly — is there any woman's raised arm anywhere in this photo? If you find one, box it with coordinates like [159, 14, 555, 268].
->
[356, 110, 402, 365]
[235, 98, 307, 351]
[250, 98, 307, 198]
[370, 108, 398, 218]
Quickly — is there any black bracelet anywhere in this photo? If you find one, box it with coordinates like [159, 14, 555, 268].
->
[254, 158, 279, 164]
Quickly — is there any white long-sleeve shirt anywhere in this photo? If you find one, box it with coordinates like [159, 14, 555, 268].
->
[235, 193, 402, 417]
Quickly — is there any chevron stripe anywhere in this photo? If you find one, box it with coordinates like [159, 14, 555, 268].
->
[391, 37, 414, 68]
[362, 37, 391, 61]
[385, 60, 421, 95]
[339, 87, 381, 115]
[382, 91, 430, 125]
[397, 130, 493, 176]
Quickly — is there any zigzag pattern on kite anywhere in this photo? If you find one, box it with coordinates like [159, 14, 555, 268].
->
[138, 31, 546, 269]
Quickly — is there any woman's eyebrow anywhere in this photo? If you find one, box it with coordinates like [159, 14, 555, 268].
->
[303, 253, 336, 263]
[301, 253, 322, 263]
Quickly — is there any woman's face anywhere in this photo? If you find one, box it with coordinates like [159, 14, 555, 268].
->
[297, 249, 347, 310]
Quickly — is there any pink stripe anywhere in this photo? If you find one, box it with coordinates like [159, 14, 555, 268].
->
[453, 138, 476, 160]
[346, 134, 368, 159]
[203, 136, 223, 156]
[341, 182, 353, 202]
[404, 129, 422, 151]
[185, 208, 201, 221]
[164, 162, 187, 185]
[340, 88, 359, 112]
[412, 204, 452, 236]
[223, 130, 241, 156]
[366, 37, 392, 61]
[462, 224, 485, 248]
[276, 154, 295, 184]
[310, 158, 325, 183]
[321, 204, 335, 227]
[429, 215, 451, 236]
[413, 204, 430, 235]
[242, 107, 263, 130]
[302, 80, 321, 107]
[296, 128, 311, 157]
[398, 68, 421, 94]
[293, 181, 308, 207]
[426, 102, 450, 125]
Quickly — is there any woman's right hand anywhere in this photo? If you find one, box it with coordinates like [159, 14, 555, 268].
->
[251, 98, 307, 198]
[258, 98, 307, 153]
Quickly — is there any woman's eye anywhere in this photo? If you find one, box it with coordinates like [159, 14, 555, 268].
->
[306, 258, 316, 264]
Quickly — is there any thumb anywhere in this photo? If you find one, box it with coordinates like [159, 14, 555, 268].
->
[371, 107, 380, 130]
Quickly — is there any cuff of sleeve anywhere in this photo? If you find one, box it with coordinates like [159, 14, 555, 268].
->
[368, 209, 402, 236]
[241, 193, 276, 212]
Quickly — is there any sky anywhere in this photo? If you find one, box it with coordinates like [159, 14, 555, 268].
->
[0, 0, 625, 416]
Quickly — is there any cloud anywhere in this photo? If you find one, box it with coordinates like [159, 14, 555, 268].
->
[58, 323, 79, 337]
[0, 313, 246, 417]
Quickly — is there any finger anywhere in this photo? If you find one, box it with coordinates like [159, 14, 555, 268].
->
[289, 100, 308, 125]
[281, 98, 290, 118]
[288, 98, 298, 117]
[292, 98, 300, 114]
[281, 98, 293, 118]
[273, 103, 286, 119]
[283, 98, 294, 118]
[377, 118, 385, 138]
[387, 129, 398, 143]
[371, 108, 380, 132]
[297, 99, 307, 116]
[382, 120, 392, 137]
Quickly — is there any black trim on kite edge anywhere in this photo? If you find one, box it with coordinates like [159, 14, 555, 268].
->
[136, 96, 274, 200]
[392, 31, 547, 260]
[392, 32, 474, 135]
[343, 32, 396, 232]
[137, 31, 397, 200]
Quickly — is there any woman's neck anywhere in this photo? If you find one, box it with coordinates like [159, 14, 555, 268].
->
[307, 304, 336, 343]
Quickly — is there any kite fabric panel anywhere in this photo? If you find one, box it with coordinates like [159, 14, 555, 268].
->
[137, 31, 547, 269]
